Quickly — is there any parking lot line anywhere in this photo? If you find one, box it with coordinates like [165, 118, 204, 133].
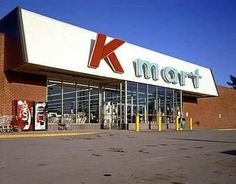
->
[0, 132, 98, 139]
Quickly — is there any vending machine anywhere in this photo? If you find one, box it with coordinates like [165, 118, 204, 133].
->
[34, 102, 47, 131]
[12, 100, 34, 131]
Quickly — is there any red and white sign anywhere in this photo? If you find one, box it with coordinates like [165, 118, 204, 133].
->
[13, 100, 34, 131]
[88, 33, 125, 73]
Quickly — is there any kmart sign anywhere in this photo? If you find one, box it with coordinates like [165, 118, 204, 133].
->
[88, 33, 202, 89]
[17, 8, 218, 96]
[134, 59, 202, 88]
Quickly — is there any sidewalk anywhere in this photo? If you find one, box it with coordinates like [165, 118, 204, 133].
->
[1, 127, 235, 139]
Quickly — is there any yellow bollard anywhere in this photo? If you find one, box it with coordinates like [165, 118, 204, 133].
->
[157, 115, 162, 132]
[189, 118, 193, 130]
[135, 114, 140, 132]
[176, 117, 179, 131]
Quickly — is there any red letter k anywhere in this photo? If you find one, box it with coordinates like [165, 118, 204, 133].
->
[88, 33, 125, 73]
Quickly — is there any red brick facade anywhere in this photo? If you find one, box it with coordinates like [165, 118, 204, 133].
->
[0, 33, 46, 116]
[184, 86, 236, 128]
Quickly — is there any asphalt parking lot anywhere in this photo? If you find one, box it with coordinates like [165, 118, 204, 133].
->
[0, 129, 236, 184]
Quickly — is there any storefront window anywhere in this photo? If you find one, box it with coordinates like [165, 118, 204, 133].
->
[77, 84, 89, 124]
[165, 88, 174, 127]
[158, 86, 165, 122]
[47, 80, 101, 124]
[174, 89, 181, 118]
[90, 86, 99, 123]
[47, 79, 182, 128]
[148, 85, 156, 123]
[105, 88, 119, 104]
[63, 82, 76, 123]
[47, 80, 62, 124]
[127, 82, 137, 123]
[138, 83, 147, 123]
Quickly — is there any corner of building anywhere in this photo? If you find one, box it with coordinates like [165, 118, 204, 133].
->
[184, 85, 236, 128]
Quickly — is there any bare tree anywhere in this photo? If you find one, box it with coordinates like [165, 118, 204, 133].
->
[227, 75, 236, 89]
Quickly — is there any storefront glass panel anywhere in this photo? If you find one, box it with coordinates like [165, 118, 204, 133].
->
[148, 85, 156, 124]
[165, 88, 174, 128]
[47, 80, 62, 124]
[157, 86, 165, 121]
[127, 82, 137, 123]
[77, 84, 89, 124]
[47, 79, 182, 129]
[63, 82, 76, 123]
[90, 86, 99, 123]
[138, 83, 147, 124]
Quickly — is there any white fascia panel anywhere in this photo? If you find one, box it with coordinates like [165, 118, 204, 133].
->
[20, 8, 218, 96]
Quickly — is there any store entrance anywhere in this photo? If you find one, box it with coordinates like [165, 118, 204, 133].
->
[138, 105, 147, 124]
[101, 82, 125, 129]
[101, 102, 125, 129]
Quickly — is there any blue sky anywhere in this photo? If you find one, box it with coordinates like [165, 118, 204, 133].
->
[0, 0, 235, 86]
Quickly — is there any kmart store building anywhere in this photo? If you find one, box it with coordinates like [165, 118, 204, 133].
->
[0, 8, 220, 131]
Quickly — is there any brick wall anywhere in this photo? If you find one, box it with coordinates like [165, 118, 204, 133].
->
[184, 86, 236, 128]
[0, 33, 47, 116]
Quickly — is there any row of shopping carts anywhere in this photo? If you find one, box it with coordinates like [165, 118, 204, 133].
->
[0, 123, 14, 132]
[0, 115, 18, 133]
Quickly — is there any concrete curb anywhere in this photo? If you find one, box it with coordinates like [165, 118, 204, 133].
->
[217, 128, 236, 131]
[0, 132, 98, 139]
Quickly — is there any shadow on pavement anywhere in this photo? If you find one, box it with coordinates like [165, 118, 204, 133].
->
[221, 150, 236, 156]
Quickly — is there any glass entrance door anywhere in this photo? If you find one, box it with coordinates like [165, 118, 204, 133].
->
[101, 82, 125, 129]
[138, 105, 146, 124]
